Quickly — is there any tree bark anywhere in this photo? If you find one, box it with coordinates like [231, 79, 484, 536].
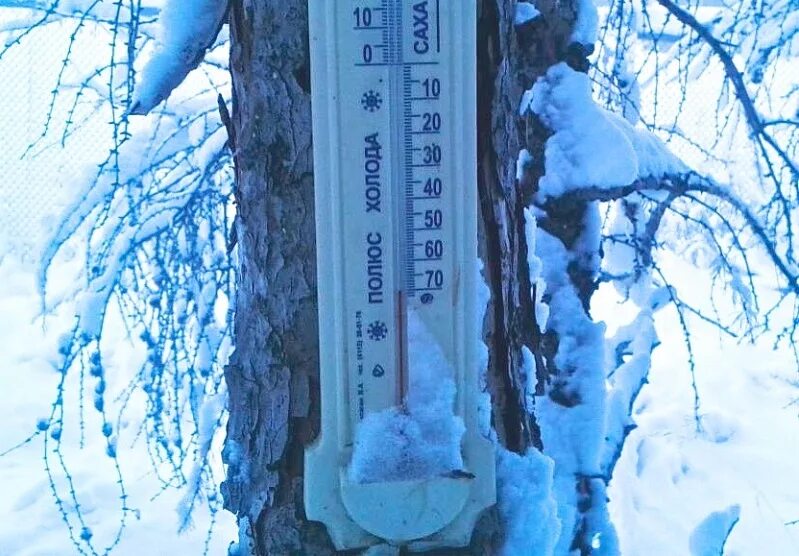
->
[477, 0, 581, 454]
[221, 2, 334, 553]
[222, 1, 607, 554]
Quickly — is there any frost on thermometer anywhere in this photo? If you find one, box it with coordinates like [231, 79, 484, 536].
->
[305, 0, 494, 551]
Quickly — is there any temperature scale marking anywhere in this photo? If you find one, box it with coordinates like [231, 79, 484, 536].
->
[339, 0, 454, 421]
[306, 1, 494, 550]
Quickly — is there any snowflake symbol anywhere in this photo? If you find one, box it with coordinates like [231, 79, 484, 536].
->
[361, 90, 383, 112]
[366, 320, 388, 341]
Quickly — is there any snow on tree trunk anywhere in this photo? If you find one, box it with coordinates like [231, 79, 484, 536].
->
[222, 0, 619, 554]
[482, 0, 619, 552]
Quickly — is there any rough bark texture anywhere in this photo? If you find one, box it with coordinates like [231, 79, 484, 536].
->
[222, 1, 603, 554]
[221, 2, 334, 554]
[477, 0, 581, 455]
[479, 2, 615, 552]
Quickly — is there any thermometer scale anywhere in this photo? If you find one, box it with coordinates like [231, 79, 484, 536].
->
[305, 1, 494, 550]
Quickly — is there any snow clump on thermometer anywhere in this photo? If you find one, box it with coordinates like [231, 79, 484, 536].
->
[349, 309, 465, 483]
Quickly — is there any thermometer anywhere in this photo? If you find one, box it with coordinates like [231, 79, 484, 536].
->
[305, 1, 494, 550]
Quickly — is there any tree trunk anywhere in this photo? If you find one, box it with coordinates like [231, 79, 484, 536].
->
[222, 1, 609, 554]
[221, 2, 332, 553]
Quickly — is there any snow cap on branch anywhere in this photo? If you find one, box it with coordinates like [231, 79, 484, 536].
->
[130, 0, 228, 115]
[522, 63, 685, 200]
[571, 0, 598, 45]
[514, 2, 541, 26]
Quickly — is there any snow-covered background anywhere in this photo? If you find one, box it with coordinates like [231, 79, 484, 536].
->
[0, 2, 797, 555]
[599, 255, 799, 554]
[0, 254, 236, 554]
[0, 5, 236, 555]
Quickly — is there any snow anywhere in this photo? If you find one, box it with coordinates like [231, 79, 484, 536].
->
[534, 209, 618, 553]
[689, 505, 740, 556]
[177, 391, 226, 531]
[476, 259, 493, 438]
[496, 448, 560, 555]
[593, 6, 799, 550]
[349, 309, 465, 483]
[601, 253, 799, 555]
[0, 9, 235, 555]
[77, 290, 110, 340]
[0, 254, 236, 556]
[601, 287, 660, 477]
[348, 258, 505, 483]
[571, 0, 598, 46]
[131, 0, 228, 115]
[514, 2, 540, 26]
[522, 63, 685, 199]
[2, 3, 799, 554]
[524, 208, 549, 331]
[516, 148, 533, 181]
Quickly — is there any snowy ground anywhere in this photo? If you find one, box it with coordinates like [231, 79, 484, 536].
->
[1, 4, 797, 556]
[0, 251, 236, 556]
[597, 256, 799, 555]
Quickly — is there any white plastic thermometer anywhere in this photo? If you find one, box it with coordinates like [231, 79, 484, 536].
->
[305, 1, 494, 550]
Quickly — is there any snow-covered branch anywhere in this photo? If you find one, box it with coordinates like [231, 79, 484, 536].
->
[130, 0, 229, 115]
[656, 0, 798, 181]
[545, 171, 799, 301]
